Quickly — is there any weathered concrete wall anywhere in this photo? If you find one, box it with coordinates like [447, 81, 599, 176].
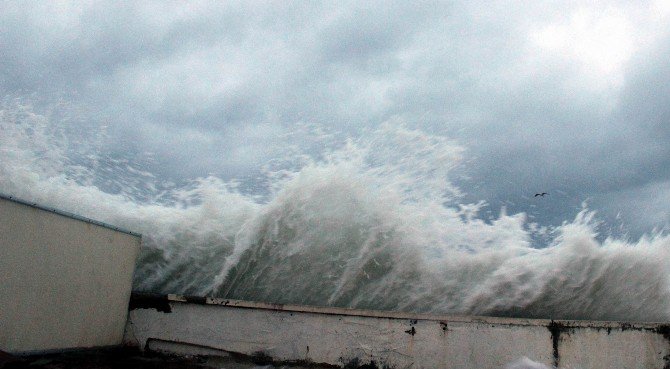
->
[0, 195, 141, 354]
[125, 294, 670, 369]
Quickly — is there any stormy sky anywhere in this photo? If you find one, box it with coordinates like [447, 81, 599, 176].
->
[2, 1, 670, 236]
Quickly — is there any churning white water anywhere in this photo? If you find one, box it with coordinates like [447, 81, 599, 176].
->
[2, 100, 670, 322]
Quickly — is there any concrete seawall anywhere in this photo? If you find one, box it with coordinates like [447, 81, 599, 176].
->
[0, 194, 141, 354]
[125, 294, 670, 369]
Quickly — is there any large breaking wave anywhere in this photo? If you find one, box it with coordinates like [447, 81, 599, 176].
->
[2, 100, 669, 322]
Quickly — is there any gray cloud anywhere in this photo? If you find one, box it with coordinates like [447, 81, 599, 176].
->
[2, 1, 670, 235]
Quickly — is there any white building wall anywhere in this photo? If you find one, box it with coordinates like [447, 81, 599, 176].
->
[126, 295, 670, 369]
[0, 196, 141, 354]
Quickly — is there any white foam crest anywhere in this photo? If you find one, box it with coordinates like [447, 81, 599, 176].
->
[2, 101, 670, 321]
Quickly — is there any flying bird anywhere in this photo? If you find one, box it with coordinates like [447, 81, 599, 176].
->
[534, 192, 549, 197]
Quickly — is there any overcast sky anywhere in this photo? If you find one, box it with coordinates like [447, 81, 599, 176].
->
[2, 1, 670, 236]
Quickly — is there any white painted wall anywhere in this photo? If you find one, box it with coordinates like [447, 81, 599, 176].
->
[0, 196, 141, 354]
[126, 295, 670, 369]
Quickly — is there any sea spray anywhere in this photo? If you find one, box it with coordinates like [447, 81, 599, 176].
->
[504, 357, 554, 369]
[2, 100, 670, 321]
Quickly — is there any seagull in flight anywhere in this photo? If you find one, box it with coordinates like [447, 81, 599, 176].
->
[534, 192, 549, 197]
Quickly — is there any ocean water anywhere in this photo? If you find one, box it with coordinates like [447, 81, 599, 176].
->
[2, 100, 669, 323]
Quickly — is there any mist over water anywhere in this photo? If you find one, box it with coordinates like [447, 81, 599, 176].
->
[2, 100, 670, 322]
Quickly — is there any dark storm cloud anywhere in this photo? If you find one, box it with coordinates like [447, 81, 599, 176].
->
[2, 1, 670, 233]
[585, 31, 670, 232]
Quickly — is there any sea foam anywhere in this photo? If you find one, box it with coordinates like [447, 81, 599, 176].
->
[2, 100, 669, 322]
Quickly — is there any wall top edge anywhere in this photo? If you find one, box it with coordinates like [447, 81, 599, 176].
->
[0, 193, 141, 238]
[129, 292, 670, 330]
